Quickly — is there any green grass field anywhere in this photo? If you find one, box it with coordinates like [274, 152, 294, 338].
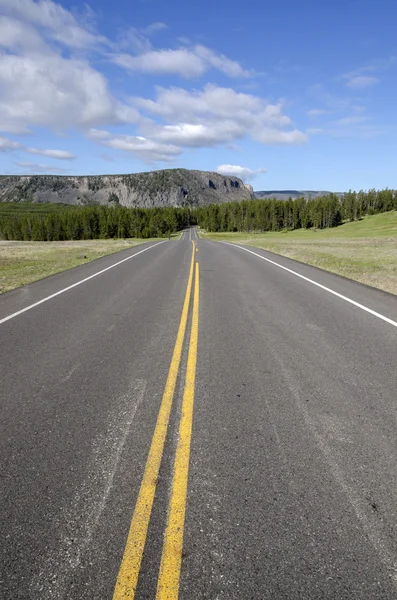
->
[0, 238, 155, 294]
[200, 211, 397, 295]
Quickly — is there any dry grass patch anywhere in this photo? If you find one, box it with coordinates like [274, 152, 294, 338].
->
[0, 238, 154, 293]
[245, 236, 397, 295]
[200, 213, 397, 295]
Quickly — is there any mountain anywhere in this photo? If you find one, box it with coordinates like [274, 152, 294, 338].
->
[254, 190, 340, 200]
[0, 169, 254, 207]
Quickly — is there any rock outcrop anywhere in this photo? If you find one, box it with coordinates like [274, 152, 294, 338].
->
[0, 169, 255, 207]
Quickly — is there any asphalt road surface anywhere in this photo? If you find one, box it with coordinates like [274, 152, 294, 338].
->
[1, 228, 397, 599]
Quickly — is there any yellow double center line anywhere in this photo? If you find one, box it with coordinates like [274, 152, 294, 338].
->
[113, 240, 199, 600]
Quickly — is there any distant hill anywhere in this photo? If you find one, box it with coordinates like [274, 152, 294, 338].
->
[0, 169, 254, 208]
[254, 190, 341, 200]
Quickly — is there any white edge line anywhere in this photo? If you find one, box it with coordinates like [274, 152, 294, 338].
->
[222, 242, 397, 329]
[0, 241, 166, 326]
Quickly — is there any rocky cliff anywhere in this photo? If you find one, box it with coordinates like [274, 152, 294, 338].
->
[0, 169, 254, 207]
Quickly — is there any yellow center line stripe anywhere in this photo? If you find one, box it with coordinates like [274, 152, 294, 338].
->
[156, 262, 200, 600]
[112, 241, 196, 600]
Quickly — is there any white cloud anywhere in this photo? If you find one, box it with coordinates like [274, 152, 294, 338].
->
[0, 15, 47, 52]
[26, 148, 76, 159]
[87, 130, 181, 162]
[0, 0, 306, 164]
[111, 49, 206, 78]
[346, 76, 379, 89]
[0, 2, 136, 135]
[110, 45, 251, 79]
[88, 128, 113, 140]
[216, 164, 267, 181]
[116, 23, 167, 54]
[194, 45, 252, 78]
[13, 161, 69, 174]
[133, 85, 306, 149]
[0, 0, 107, 49]
[0, 53, 125, 133]
[134, 85, 291, 126]
[0, 135, 21, 151]
[0, 135, 74, 159]
[106, 136, 181, 162]
[152, 122, 245, 147]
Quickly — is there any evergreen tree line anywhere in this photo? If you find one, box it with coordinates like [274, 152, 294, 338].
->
[1, 188, 396, 241]
[0, 205, 196, 241]
[196, 188, 397, 232]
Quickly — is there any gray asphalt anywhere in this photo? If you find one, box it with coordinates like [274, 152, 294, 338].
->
[1, 228, 397, 599]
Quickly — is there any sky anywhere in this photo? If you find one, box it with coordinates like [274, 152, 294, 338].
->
[0, 0, 396, 191]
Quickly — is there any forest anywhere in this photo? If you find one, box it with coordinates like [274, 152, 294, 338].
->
[0, 188, 395, 241]
[0, 204, 195, 241]
[196, 189, 397, 232]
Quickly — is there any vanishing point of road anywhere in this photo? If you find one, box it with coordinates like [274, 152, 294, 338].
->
[1, 228, 397, 599]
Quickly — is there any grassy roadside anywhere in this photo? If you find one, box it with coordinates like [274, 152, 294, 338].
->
[199, 211, 397, 295]
[0, 238, 159, 294]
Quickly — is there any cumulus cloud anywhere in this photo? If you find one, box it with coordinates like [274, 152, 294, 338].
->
[216, 164, 267, 181]
[105, 136, 180, 162]
[0, 0, 306, 164]
[152, 122, 245, 147]
[82, 84, 306, 162]
[0, 15, 47, 52]
[133, 85, 307, 148]
[0, 0, 107, 49]
[346, 75, 379, 89]
[0, 53, 125, 133]
[0, 2, 137, 134]
[134, 85, 291, 126]
[87, 129, 181, 162]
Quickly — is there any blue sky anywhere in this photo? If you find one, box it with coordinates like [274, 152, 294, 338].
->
[0, 0, 396, 191]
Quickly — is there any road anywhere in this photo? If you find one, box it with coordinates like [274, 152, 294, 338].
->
[1, 228, 397, 599]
